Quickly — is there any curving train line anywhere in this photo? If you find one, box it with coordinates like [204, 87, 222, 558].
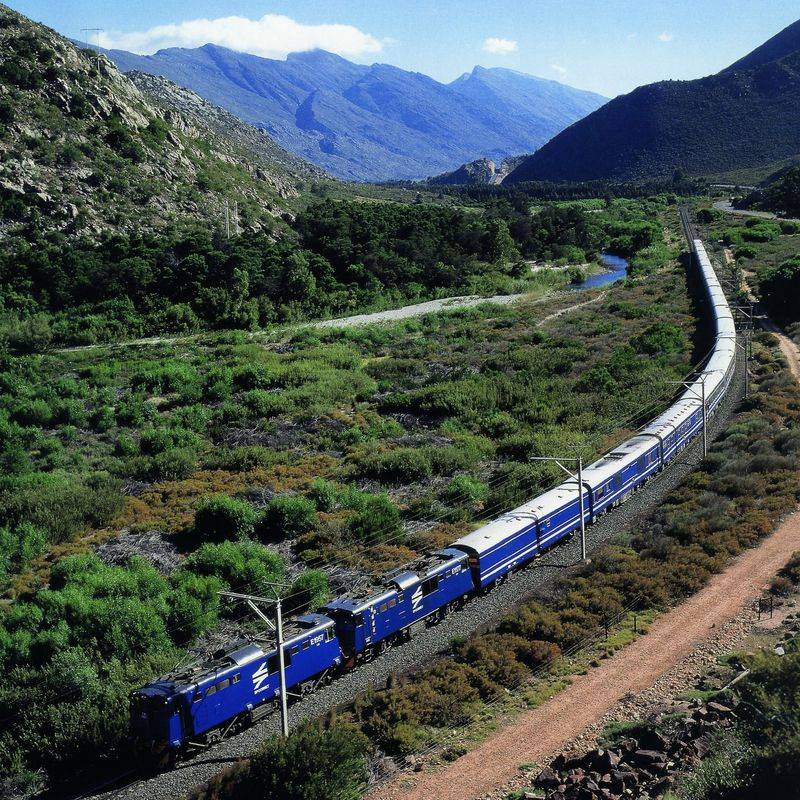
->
[129, 219, 736, 770]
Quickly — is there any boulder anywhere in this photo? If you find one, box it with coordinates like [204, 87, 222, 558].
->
[632, 749, 668, 768]
[535, 766, 561, 789]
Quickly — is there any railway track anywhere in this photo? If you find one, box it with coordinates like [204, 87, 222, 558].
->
[66, 210, 746, 800]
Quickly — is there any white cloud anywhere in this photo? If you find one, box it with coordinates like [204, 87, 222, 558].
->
[98, 13, 384, 59]
[482, 37, 518, 55]
[658, 32, 673, 42]
[550, 63, 568, 76]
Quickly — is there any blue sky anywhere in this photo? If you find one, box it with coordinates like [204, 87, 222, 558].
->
[9, 0, 800, 97]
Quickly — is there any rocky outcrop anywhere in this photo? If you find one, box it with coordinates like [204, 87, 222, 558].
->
[0, 4, 323, 238]
[528, 698, 739, 800]
[428, 155, 528, 186]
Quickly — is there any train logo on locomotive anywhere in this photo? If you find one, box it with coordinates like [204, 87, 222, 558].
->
[252, 661, 270, 694]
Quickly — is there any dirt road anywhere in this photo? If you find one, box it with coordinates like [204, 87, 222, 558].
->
[373, 508, 800, 800]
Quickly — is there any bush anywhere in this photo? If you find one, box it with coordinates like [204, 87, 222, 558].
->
[194, 495, 260, 541]
[149, 448, 197, 481]
[256, 496, 317, 541]
[285, 570, 330, 614]
[441, 475, 489, 507]
[243, 723, 368, 800]
[182, 541, 284, 594]
[360, 448, 432, 484]
[348, 493, 403, 544]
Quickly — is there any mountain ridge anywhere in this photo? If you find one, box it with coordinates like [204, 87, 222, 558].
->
[102, 43, 607, 181]
[505, 18, 800, 184]
[0, 3, 321, 240]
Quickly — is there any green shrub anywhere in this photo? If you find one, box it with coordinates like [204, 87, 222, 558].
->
[194, 495, 260, 541]
[441, 475, 489, 506]
[360, 448, 432, 484]
[348, 494, 403, 544]
[244, 723, 368, 800]
[149, 448, 197, 481]
[256, 496, 317, 541]
[182, 540, 284, 595]
[285, 570, 330, 614]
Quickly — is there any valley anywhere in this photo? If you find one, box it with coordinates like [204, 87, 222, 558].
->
[1, 4, 800, 800]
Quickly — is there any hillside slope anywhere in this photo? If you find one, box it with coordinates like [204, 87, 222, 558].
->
[506, 19, 800, 184]
[0, 4, 319, 238]
[105, 45, 606, 182]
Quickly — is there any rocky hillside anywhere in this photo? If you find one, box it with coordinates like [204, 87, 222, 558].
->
[105, 45, 606, 182]
[428, 155, 526, 185]
[0, 4, 322, 238]
[506, 18, 800, 184]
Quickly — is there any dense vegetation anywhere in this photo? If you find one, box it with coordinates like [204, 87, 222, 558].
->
[739, 165, 800, 217]
[696, 208, 800, 324]
[0, 197, 667, 348]
[0, 199, 696, 794]
[191, 327, 800, 800]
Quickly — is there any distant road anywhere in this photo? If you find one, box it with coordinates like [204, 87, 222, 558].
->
[712, 200, 777, 219]
[311, 293, 525, 328]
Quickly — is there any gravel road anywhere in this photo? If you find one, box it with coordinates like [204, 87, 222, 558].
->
[310, 294, 526, 328]
[78, 342, 746, 800]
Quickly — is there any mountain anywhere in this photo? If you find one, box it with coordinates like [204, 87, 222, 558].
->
[0, 4, 321, 238]
[103, 45, 607, 182]
[506, 19, 800, 184]
[428, 155, 526, 185]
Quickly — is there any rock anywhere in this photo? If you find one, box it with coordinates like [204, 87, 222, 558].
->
[693, 734, 715, 758]
[632, 750, 668, 768]
[535, 766, 560, 789]
[637, 729, 670, 751]
[706, 701, 733, 715]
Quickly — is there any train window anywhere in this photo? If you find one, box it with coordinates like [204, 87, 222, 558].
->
[290, 646, 300, 656]
[232, 674, 241, 684]
[595, 486, 605, 500]
[193, 691, 202, 702]
[354, 613, 365, 627]
[397, 592, 404, 603]
[421, 576, 439, 596]
[326, 628, 335, 641]
[379, 602, 388, 613]
[217, 679, 230, 691]
[388, 598, 397, 608]
[302, 641, 310, 650]
[205, 685, 217, 697]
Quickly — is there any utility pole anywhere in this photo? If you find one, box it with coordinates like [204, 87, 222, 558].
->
[224, 201, 230, 239]
[530, 454, 587, 562]
[80, 28, 103, 70]
[233, 201, 240, 236]
[219, 585, 290, 738]
[731, 303, 756, 400]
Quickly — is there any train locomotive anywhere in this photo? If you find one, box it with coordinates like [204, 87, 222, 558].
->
[131, 238, 736, 765]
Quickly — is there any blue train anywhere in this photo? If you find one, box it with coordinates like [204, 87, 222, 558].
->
[130, 238, 736, 765]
